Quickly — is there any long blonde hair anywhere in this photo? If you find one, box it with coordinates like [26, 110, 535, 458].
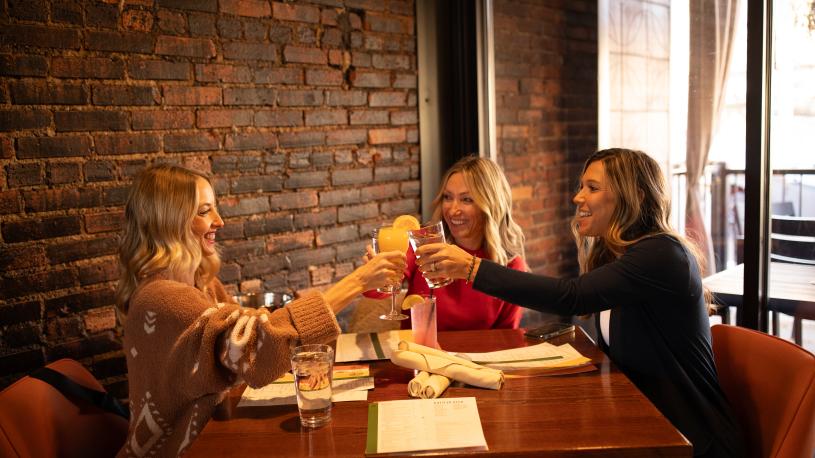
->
[115, 164, 221, 315]
[572, 148, 712, 306]
[430, 156, 525, 265]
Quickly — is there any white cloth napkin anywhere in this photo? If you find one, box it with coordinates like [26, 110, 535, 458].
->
[407, 371, 451, 399]
[391, 341, 504, 390]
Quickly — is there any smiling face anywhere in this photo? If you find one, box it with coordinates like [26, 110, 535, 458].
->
[442, 172, 485, 250]
[190, 177, 223, 257]
[573, 160, 617, 238]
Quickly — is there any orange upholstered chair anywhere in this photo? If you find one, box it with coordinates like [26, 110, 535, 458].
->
[711, 324, 815, 458]
[0, 358, 129, 458]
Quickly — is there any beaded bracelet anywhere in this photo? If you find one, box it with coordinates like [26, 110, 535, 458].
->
[465, 255, 477, 284]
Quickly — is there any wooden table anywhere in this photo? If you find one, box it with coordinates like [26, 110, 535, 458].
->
[186, 328, 691, 457]
[703, 262, 815, 320]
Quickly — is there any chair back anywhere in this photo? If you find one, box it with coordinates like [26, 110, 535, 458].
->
[711, 324, 815, 458]
[771, 215, 815, 265]
[0, 359, 129, 458]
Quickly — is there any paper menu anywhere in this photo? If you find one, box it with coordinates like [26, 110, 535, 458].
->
[457, 342, 592, 371]
[336, 330, 413, 362]
[365, 397, 487, 455]
[238, 364, 373, 407]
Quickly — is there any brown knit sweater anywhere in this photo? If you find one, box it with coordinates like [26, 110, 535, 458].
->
[117, 273, 340, 457]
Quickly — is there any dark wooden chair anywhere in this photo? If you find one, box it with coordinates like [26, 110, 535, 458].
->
[770, 215, 815, 344]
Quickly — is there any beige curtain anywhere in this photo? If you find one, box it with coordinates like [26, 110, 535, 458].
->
[686, 0, 740, 275]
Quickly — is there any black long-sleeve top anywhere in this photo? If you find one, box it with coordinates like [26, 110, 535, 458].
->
[473, 235, 744, 457]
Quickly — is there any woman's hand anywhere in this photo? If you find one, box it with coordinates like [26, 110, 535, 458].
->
[353, 250, 406, 292]
[415, 243, 474, 282]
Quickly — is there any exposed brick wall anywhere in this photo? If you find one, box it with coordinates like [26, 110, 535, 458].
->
[494, 0, 597, 277]
[0, 0, 419, 395]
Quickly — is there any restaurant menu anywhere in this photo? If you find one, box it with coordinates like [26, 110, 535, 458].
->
[238, 364, 373, 407]
[365, 397, 487, 455]
[335, 330, 413, 362]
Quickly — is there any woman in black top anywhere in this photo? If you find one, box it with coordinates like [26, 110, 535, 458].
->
[416, 148, 745, 457]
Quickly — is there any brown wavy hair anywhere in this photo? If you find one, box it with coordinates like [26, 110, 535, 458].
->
[572, 148, 712, 309]
[430, 155, 525, 266]
[115, 164, 221, 315]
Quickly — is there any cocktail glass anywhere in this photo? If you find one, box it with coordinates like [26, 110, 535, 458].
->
[372, 226, 409, 320]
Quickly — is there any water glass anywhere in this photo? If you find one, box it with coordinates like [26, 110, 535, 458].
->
[410, 295, 438, 349]
[407, 221, 453, 289]
[291, 344, 334, 428]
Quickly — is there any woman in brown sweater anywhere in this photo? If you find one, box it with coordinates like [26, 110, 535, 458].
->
[115, 164, 405, 457]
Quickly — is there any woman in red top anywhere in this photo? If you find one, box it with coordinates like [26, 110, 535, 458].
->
[369, 156, 527, 330]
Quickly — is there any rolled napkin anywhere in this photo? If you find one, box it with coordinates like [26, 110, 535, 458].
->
[407, 370, 451, 399]
[391, 341, 504, 390]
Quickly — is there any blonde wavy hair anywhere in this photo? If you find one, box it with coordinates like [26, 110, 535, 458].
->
[572, 148, 712, 307]
[115, 164, 221, 315]
[430, 156, 525, 266]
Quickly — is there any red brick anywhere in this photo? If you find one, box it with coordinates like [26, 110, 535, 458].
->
[2, 216, 81, 242]
[92, 85, 160, 106]
[54, 110, 129, 132]
[351, 70, 389, 88]
[350, 110, 389, 125]
[84, 211, 125, 234]
[95, 133, 161, 155]
[294, 208, 337, 229]
[157, 0, 217, 12]
[85, 2, 119, 28]
[17, 136, 92, 159]
[189, 12, 216, 36]
[372, 54, 410, 70]
[163, 86, 221, 105]
[0, 55, 47, 77]
[164, 132, 220, 152]
[86, 30, 153, 53]
[244, 214, 293, 236]
[51, 57, 125, 79]
[283, 46, 327, 65]
[223, 88, 276, 105]
[218, 196, 270, 217]
[272, 2, 320, 23]
[332, 168, 372, 186]
[326, 128, 367, 145]
[277, 90, 323, 107]
[197, 109, 253, 128]
[253, 67, 302, 84]
[365, 12, 413, 34]
[374, 165, 410, 182]
[321, 28, 342, 47]
[23, 188, 102, 212]
[305, 69, 343, 86]
[129, 59, 190, 80]
[321, 9, 338, 26]
[394, 74, 416, 88]
[0, 190, 21, 214]
[0, 137, 12, 159]
[156, 36, 216, 58]
[46, 235, 119, 264]
[352, 51, 372, 67]
[223, 42, 278, 62]
[84, 307, 117, 333]
[369, 91, 406, 107]
[254, 110, 303, 127]
[0, 109, 51, 131]
[309, 265, 334, 285]
[46, 162, 81, 184]
[316, 225, 358, 246]
[338, 202, 378, 223]
[78, 259, 119, 286]
[328, 49, 345, 66]
[269, 190, 317, 210]
[9, 81, 87, 105]
[319, 189, 360, 206]
[0, 268, 77, 300]
[122, 9, 154, 32]
[221, 0, 271, 17]
[230, 175, 284, 194]
[224, 131, 276, 151]
[6, 163, 43, 187]
[285, 171, 328, 188]
[361, 183, 399, 200]
[326, 90, 367, 106]
[132, 110, 195, 130]
[84, 160, 116, 182]
[390, 110, 417, 125]
[288, 247, 334, 269]
[157, 9, 186, 33]
[278, 131, 325, 148]
[0, 24, 81, 49]
[305, 109, 347, 126]
[45, 288, 116, 315]
[195, 64, 252, 83]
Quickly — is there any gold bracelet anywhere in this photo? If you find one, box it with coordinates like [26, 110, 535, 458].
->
[465, 255, 477, 284]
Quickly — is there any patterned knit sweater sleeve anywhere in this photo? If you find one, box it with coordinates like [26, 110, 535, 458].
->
[119, 276, 339, 457]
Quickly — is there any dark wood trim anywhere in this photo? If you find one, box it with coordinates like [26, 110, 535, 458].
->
[741, 0, 772, 331]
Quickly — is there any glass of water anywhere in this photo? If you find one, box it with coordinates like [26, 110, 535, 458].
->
[408, 221, 453, 289]
[290, 344, 334, 428]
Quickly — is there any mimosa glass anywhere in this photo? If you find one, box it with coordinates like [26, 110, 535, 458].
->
[372, 226, 409, 320]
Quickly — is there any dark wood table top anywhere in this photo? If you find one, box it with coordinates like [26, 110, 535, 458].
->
[703, 262, 815, 317]
[186, 328, 691, 457]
